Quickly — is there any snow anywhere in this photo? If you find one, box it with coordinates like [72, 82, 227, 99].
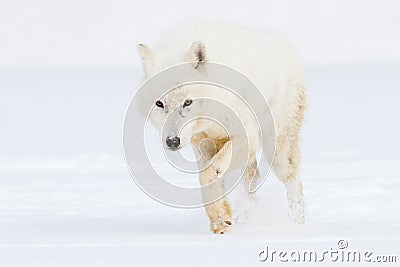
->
[2, 1, 400, 264]
[0, 65, 399, 266]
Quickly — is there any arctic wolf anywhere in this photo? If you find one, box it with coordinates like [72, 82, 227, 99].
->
[137, 22, 306, 234]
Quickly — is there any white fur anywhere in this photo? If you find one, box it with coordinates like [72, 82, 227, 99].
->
[137, 22, 306, 233]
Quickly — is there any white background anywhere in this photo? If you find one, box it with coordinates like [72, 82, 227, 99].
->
[0, 1, 399, 266]
[1, 0, 400, 67]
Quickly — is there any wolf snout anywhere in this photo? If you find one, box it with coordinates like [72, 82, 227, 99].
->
[166, 136, 180, 150]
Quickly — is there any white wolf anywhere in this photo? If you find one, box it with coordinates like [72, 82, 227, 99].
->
[137, 22, 306, 234]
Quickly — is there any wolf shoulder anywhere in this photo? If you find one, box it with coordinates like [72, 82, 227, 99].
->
[156, 21, 301, 72]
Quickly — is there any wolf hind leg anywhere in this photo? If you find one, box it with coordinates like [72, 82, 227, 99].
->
[273, 132, 304, 224]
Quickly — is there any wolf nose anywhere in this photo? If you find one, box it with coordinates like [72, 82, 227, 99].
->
[166, 136, 180, 150]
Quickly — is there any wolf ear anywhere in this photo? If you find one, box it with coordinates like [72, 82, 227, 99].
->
[186, 42, 206, 69]
[137, 43, 154, 74]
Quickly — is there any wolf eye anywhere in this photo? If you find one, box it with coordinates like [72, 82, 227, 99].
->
[155, 100, 164, 108]
[183, 99, 193, 107]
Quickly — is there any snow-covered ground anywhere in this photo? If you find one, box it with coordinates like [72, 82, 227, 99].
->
[0, 65, 399, 266]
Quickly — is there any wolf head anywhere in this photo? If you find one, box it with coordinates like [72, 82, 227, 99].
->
[137, 42, 207, 151]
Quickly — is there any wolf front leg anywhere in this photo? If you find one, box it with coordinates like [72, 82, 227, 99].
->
[200, 163, 233, 234]
[242, 157, 260, 201]
[192, 134, 233, 234]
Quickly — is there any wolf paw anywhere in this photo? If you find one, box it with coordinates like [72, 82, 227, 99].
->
[210, 216, 232, 234]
